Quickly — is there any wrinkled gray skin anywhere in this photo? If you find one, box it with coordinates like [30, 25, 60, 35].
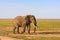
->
[13, 15, 37, 34]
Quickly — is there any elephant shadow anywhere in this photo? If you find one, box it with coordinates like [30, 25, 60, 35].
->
[39, 32, 60, 34]
[30, 31, 60, 34]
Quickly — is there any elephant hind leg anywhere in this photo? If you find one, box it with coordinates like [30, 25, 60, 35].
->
[13, 25, 20, 34]
[13, 26, 16, 34]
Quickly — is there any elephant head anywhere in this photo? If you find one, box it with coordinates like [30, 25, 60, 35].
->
[26, 15, 37, 33]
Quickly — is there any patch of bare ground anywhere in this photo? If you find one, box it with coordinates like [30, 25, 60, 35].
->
[0, 36, 20, 40]
[8, 31, 60, 37]
[1, 27, 60, 37]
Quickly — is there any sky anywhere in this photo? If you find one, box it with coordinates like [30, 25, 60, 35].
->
[0, 0, 60, 19]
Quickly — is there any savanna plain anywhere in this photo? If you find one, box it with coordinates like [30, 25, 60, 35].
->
[0, 19, 60, 40]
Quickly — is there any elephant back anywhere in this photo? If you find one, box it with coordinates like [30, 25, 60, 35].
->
[13, 16, 26, 26]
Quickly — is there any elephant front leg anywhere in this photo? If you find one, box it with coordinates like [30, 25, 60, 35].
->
[28, 27, 30, 34]
[34, 27, 36, 33]
[27, 25, 30, 34]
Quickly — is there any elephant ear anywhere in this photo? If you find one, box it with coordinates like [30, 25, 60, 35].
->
[26, 15, 31, 24]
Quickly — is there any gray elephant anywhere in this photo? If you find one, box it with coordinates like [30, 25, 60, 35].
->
[13, 15, 37, 34]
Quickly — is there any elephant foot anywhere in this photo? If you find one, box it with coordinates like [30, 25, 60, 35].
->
[28, 33, 30, 34]
[20, 31, 25, 34]
[28, 32, 30, 34]
[20, 30, 25, 34]
[21, 31, 25, 34]
[17, 32, 20, 34]
[13, 32, 16, 34]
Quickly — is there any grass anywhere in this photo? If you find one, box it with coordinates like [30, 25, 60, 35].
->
[0, 19, 60, 31]
[37, 19, 60, 31]
[0, 19, 13, 27]
[0, 19, 60, 40]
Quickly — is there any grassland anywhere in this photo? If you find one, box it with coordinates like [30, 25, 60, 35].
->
[0, 19, 60, 31]
[0, 19, 60, 40]
[0, 19, 13, 27]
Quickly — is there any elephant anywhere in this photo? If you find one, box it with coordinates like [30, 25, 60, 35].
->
[13, 15, 37, 34]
